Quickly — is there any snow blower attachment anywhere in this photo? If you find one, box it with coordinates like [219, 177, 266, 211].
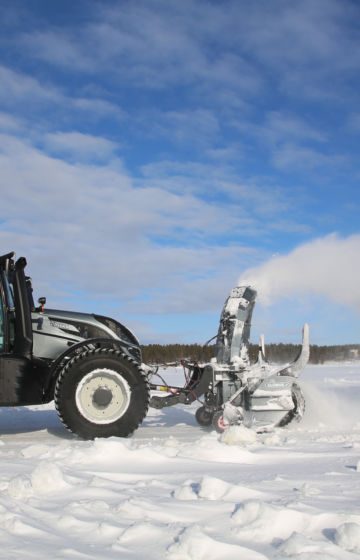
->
[149, 286, 309, 432]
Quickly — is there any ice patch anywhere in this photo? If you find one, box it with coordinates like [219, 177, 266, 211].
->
[334, 522, 360, 553]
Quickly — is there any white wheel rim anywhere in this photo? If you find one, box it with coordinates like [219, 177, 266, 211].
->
[75, 368, 131, 424]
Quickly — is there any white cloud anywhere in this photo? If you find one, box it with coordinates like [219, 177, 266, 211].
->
[5, 0, 360, 114]
[16, 2, 261, 97]
[0, 111, 23, 132]
[71, 97, 124, 120]
[263, 111, 326, 144]
[44, 132, 119, 162]
[0, 65, 60, 104]
[271, 143, 346, 171]
[19, 30, 94, 71]
[347, 113, 360, 132]
[153, 109, 220, 149]
[0, 132, 258, 317]
[239, 233, 360, 311]
[0, 65, 123, 122]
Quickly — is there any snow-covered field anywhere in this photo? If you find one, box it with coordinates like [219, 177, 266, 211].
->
[0, 363, 360, 559]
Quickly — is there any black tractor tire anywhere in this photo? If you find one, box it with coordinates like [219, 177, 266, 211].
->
[278, 383, 305, 427]
[212, 410, 230, 433]
[195, 406, 213, 427]
[54, 348, 150, 439]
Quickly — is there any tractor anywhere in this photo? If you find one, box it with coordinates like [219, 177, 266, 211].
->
[0, 252, 149, 439]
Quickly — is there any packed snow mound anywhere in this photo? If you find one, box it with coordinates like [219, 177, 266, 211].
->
[232, 500, 307, 541]
[175, 432, 257, 463]
[8, 461, 70, 498]
[334, 522, 360, 553]
[278, 531, 341, 558]
[173, 482, 198, 501]
[197, 476, 230, 500]
[167, 525, 268, 560]
[220, 425, 257, 445]
[196, 475, 270, 502]
[231, 499, 340, 543]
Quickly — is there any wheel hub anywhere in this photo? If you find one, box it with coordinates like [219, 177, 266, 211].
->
[92, 387, 113, 408]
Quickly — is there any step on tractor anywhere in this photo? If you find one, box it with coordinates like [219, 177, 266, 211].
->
[0, 252, 309, 439]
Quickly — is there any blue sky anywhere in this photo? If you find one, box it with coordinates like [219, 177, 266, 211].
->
[0, 0, 359, 345]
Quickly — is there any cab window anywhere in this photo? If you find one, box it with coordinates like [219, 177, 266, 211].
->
[0, 270, 15, 351]
[0, 295, 4, 351]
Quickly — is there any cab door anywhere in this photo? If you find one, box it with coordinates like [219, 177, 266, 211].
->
[0, 264, 43, 405]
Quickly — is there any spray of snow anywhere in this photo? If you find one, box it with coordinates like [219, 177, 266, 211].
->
[301, 366, 360, 430]
[239, 234, 360, 309]
[220, 425, 257, 446]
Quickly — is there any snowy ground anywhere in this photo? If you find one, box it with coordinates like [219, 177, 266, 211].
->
[0, 363, 360, 559]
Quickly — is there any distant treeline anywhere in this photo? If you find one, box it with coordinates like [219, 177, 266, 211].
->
[141, 343, 360, 365]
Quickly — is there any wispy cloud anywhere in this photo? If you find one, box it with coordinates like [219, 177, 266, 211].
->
[0, 132, 258, 314]
[44, 132, 119, 163]
[151, 109, 220, 149]
[0, 65, 123, 122]
[271, 143, 346, 171]
[0, 65, 60, 104]
[16, 2, 262, 96]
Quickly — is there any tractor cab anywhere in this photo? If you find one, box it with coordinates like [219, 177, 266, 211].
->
[0, 252, 46, 405]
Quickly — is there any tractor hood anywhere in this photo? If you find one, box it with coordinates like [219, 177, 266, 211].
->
[42, 308, 140, 347]
[31, 308, 141, 362]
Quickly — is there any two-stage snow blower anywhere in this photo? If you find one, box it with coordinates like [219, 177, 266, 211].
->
[149, 286, 309, 432]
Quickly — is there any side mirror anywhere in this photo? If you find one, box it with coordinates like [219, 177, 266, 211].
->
[37, 297, 46, 312]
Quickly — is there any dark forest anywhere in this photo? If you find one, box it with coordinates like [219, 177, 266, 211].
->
[141, 343, 360, 365]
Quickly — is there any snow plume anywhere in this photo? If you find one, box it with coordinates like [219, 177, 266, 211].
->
[239, 234, 360, 310]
